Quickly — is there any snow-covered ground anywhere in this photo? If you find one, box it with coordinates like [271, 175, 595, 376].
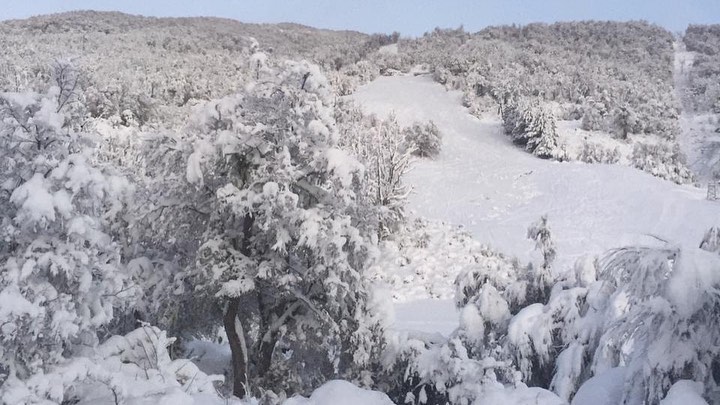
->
[352, 74, 720, 335]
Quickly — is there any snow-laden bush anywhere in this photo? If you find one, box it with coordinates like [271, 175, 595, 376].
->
[0, 326, 226, 404]
[581, 96, 612, 132]
[699, 227, 720, 253]
[576, 141, 621, 164]
[404, 121, 443, 159]
[380, 216, 720, 404]
[368, 218, 520, 302]
[378, 218, 565, 404]
[579, 246, 720, 404]
[335, 102, 413, 239]
[631, 141, 694, 184]
[488, 242, 720, 404]
[0, 88, 137, 383]
[383, 332, 566, 405]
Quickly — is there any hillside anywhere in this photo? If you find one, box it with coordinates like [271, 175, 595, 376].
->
[0, 11, 376, 129]
[1, 11, 719, 405]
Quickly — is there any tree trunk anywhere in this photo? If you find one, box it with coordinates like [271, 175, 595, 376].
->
[255, 292, 280, 378]
[224, 213, 255, 398]
[224, 298, 249, 398]
[256, 330, 278, 378]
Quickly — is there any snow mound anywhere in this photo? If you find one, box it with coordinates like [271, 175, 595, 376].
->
[660, 380, 708, 405]
[283, 380, 394, 405]
[483, 384, 566, 405]
[571, 367, 626, 405]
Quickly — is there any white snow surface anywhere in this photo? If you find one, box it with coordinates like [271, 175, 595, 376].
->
[571, 367, 626, 405]
[352, 75, 720, 272]
[393, 298, 458, 337]
[283, 380, 394, 405]
[659, 380, 708, 405]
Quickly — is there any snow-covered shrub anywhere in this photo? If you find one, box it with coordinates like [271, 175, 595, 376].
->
[433, 66, 451, 86]
[0, 89, 137, 382]
[526, 215, 556, 297]
[0, 326, 226, 404]
[336, 102, 413, 239]
[576, 141, 621, 164]
[403, 120, 443, 158]
[384, 331, 566, 405]
[377, 218, 569, 404]
[368, 218, 521, 302]
[580, 96, 612, 132]
[699, 227, 720, 253]
[339, 60, 380, 91]
[429, 241, 720, 404]
[631, 141, 694, 184]
[612, 104, 640, 139]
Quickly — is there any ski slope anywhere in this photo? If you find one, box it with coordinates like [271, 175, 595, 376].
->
[352, 75, 720, 334]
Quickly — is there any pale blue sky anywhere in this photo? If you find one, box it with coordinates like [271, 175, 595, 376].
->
[1, 1, 718, 35]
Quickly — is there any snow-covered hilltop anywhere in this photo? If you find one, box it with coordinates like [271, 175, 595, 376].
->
[1, 11, 719, 405]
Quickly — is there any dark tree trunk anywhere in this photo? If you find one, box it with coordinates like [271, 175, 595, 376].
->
[256, 330, 278, 378]
[224, 213, 255, 398]
[224, 297, 248, 398]
[255, 291, 280, 378]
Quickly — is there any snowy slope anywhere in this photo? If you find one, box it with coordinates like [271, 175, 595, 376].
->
[352, 75, 720, 338]
[353, 75, 719, 270]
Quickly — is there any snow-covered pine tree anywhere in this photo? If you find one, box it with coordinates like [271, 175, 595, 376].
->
[500, 96, 563, 160]
[524, 105, 561, 160]
[0, 86, 136, 385]
[527, 216, 556, 270]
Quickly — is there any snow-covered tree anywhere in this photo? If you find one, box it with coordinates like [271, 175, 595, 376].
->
[335, 103, 413, 239]
[0, 88, 136, 384]
[500, 96, 564, 160]
[576, 141, 621, 164]
[526, 215, 556, 300]
[612, 104, 639, 140]
[176, 61, 384, 398]
[1, 326, 224, 404]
